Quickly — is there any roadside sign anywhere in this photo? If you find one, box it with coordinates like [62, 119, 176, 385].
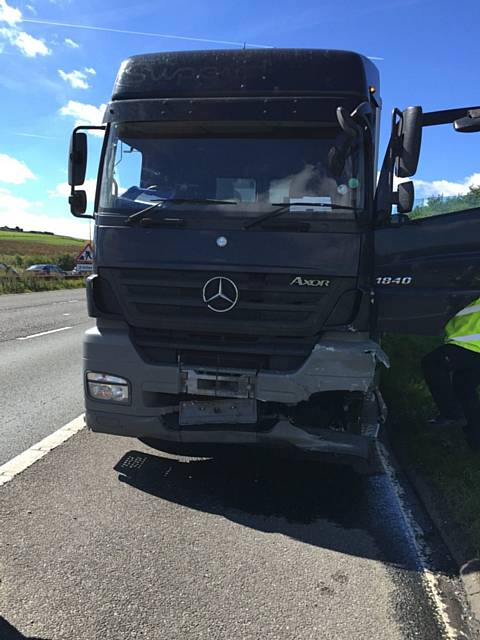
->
[76, 243, 94, 264]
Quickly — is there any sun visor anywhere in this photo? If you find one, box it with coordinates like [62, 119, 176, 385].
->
[103, 96, 362, 125]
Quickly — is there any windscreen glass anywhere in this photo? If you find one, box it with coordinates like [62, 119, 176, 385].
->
[99, 122, 365, 220]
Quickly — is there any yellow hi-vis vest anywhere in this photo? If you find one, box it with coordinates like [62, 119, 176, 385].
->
[445, 297, 480, 354]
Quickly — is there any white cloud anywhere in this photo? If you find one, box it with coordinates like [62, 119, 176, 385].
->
[57, 67, 96, 89]
[0, 187, 89, 238]
[26, 4, 36, 15]
[0, 25, 51, 57]
[0, 2, 51, 57]
[414, 173, 480, 199]
[59, 100, 106, 135]
[0, 0, 22, 26]
[0, 153, 36, 184]
[58, 68, 90, 89]
[392, 174, 409, 189]
[0, 187, 31, 211]
[64, 37, 79, 48]
[14, 30, 50, 56]
[49, 178, 97, 202]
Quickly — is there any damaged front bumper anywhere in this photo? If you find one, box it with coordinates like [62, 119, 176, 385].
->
[84, 325, 389, 403]
[86, 410, 376, 470]
[84, 324, 389, 468]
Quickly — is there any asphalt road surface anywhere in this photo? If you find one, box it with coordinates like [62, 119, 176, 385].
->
[0, 290, 477, 640]
[0, 289, 91, 465]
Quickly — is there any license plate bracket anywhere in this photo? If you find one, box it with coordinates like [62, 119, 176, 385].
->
[179, 398, 257, 426]
[179, 367, 256, 399]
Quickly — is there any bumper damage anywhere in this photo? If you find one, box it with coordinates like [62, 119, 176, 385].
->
[87, 410, 376, 471]
[84, 325, 389, 470]
[84, 325, 389, 404]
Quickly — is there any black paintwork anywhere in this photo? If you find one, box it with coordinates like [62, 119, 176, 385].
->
[95, 50, 480, 346]
[95, 226, 361, 274]
[93, 226, 363, 339]
[423, 106, 480, 127]
[92, 49, 381, 370]
[104, 49, 380, 126]
[112, 49, 380, 100]
[103, 96, 363, 125]
[375, 208, 480, 335]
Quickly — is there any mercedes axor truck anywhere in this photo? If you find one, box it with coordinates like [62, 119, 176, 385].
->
[68, 49, 480, 472]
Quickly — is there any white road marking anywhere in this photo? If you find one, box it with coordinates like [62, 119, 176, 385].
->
[0, 415, 85, 487]
[379, 443, 466, 640]
[17, 326, 72, 340]
[63, 313, 71, 316]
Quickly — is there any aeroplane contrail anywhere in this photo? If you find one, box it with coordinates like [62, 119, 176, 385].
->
[22, 18, 383, 59]
[22, 18, 274, 49]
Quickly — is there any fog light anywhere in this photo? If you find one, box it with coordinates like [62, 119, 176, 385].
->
[86, 372, 130, 404]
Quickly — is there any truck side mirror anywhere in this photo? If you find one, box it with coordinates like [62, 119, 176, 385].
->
[454, 109, 480, 133]
[396, 106, 422, 178]
[67, 125, 104, 219]
[69, 190, 87, 216]
[68, 131, 87, 186]
[392, 181, 414, 214]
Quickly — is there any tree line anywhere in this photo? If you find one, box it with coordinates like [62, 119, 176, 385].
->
[410, 184, 480, 219]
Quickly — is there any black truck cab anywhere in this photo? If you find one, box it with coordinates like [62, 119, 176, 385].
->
[68, 49, 480, 472]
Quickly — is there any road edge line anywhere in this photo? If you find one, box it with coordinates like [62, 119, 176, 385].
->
[378, 442, 463, 640]
[386, 431, 480, 634]
[0, 414, 85, 487]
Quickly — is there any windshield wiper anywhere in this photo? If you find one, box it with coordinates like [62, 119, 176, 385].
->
[243, 202, 358, 230]
[126, 198, 237, 225]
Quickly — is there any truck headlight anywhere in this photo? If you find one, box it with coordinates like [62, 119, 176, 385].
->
[86, 372, 130, 404]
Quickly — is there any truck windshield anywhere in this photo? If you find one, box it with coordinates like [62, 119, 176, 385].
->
[99, 122, 365, 221]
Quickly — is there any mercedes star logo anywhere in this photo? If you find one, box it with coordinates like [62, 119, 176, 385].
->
[202, 276, 239, 313]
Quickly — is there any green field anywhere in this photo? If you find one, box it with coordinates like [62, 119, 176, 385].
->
[0, 230, 90, 280]
[0, 230, 86, 256]
[0, 230, 86, 243]
[0, 230, 89, 294]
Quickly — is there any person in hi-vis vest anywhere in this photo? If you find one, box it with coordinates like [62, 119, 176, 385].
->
[422, 297, 480, 450]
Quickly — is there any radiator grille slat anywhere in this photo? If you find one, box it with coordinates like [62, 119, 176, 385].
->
[131, 327, 317, 371]
[99, 267, 356, 371]
[105, 267, 337, 337]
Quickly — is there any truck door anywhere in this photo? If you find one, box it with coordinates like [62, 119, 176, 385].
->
[375, 106, 480, 335]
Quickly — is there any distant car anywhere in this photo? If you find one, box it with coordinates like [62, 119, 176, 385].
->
[0, 263, 19, 279]
[25, 264, 66, 278]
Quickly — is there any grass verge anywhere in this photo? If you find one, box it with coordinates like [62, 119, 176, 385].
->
[381, 334, 480, 554]
[0, 278, 86, 295]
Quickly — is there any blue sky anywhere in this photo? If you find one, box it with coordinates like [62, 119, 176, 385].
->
[0, 0, 479, 239]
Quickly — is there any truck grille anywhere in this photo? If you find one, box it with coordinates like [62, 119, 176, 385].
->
[103, 267, 341, 337]
[131, 327, 317, 371]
